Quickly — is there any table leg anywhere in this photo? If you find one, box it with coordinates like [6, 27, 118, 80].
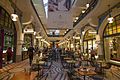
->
[84, 75, 86, 80]
[38, 64, 40, 76]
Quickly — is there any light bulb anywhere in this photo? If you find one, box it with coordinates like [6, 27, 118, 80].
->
[86, 3, 90, 8]
[107, 17, 113, 23]
[82, 10, 85, 13]
[75, 17, 79, 20]
[11, 13, 18, 21]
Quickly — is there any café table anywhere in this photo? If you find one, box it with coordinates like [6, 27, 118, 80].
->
[66, 60, 76, 70]
[64, 57, 72, 60]
[32, 60, 45, 76]
[76, 66, 96, 80]
[61, 54, 67, 57]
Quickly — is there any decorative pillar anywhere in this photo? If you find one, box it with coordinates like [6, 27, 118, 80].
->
[96, 34, 104, 60]
[16, 33, 24, 62]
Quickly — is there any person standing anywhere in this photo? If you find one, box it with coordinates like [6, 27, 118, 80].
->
[0, 46, 2, 68]
[6, 47, 13, 64]
[27, 46, 34, 66]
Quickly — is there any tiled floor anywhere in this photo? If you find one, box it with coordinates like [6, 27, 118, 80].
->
[43, 60, 68, 80]
[10, 60, 38, 80]
[0, 59, 37, 80]
[40, 52, 69, 80]
[1, 53, 120, 80]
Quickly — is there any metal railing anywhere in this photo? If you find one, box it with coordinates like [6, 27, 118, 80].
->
[73, 0, 99, 27]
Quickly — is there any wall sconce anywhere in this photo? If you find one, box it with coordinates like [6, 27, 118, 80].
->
[11, 0, 18, 21]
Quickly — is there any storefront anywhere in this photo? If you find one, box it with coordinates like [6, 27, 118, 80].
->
[103, 14, 120, 61]
[0, 6, 16, 67]
[22, 34, 33, 60]
[83, 29, 97, 53]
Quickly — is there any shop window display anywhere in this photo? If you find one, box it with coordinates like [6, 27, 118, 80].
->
[83, 29, 98, 61]
[104, 37, 120, 61]
[22, 34, 33, 60]
[0, 6, 16, 66]
[104, 14, 120, 61]
[83, 29, 97, 53]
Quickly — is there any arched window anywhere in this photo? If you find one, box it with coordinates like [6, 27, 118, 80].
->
[0, 6, 16, 64]
[83, 29, 97, 53]
[103, 14, 120, 61]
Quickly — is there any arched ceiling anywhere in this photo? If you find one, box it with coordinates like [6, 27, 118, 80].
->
[15, 0, 120, 43]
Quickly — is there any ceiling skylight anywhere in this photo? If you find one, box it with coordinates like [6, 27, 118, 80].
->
[43, 0, 48, 18]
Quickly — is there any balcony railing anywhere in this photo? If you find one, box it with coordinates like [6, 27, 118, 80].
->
[73, 0, 99, 27]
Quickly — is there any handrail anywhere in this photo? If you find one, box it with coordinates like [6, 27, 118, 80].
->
[30, 0, 99, 37]
[30, 0, 48, 36]
[64, 0, 99, 36]
[73, 0, 99, 27]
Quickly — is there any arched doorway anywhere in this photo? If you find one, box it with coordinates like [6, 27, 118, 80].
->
[0, 6, 17, 67]
[83, 29, 97, 53]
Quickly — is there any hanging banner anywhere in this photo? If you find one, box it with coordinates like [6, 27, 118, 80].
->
[47, 0, 73, 29]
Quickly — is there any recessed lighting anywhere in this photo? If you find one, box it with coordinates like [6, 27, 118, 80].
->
[66, 29, 69, 31]
[86, 3, 89, 8]
[75, 17, 79, 20]
[107, 17, 114, 23]
[82, 10, 85, 13]
[74, 19, 77, 22]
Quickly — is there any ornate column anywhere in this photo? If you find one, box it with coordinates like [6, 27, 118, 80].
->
[16, 33, 24, 62]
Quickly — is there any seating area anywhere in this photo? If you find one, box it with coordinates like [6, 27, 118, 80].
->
[1, 48, 120, 80]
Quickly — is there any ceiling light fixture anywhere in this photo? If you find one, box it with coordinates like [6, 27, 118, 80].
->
[82, 10, 85, 13]
[11, 0, 18, 21]
[86, 3, 90, 8]
[75, 17, 79, 20]
[11, 13, 18, 21]
[107, 5, 114, 23]
[74, 19, 77, 22]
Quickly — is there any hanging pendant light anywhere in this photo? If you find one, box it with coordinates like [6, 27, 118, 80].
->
[11, 13, 18, 21]
[86, 3, 90, 8]
[11, 0, 18, 21]
[107, 5, 114, 23]
[107, 16, 113, 23]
